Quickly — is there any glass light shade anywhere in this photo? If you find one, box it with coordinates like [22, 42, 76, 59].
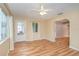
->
[40, 11, 47, 15]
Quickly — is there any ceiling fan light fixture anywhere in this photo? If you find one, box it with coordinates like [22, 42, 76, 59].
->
[40, 11, 47, 15]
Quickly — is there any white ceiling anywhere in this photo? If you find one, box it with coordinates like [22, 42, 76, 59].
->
[7, 3, 79, 19]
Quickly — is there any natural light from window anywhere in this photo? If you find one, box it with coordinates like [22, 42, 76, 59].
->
[0, 8, 8, 42]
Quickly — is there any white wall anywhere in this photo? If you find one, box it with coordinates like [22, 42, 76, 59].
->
[47, 20, 56, 42]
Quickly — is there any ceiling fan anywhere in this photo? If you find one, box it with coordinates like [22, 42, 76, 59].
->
[32, 5, 52, 15]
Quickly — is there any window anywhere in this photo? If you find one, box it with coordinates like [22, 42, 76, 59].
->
[32, 22, 38, 32]
[0, 9, 8, 41]
[17, 22, 24, 35]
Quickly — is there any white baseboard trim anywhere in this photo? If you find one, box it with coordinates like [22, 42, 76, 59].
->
[70, 46, 79, 51]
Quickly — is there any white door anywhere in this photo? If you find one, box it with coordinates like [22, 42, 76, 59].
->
[15, 19, 26, 42]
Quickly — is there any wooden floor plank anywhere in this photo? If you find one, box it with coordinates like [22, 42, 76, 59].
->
[66, 51, 78, 56]
[57, 49, 73, 56]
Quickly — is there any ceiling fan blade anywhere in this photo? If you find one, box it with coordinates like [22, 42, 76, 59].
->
[44, 9, 52, 11]
[32, 9, 41, 11]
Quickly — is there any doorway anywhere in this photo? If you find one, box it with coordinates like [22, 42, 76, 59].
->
[55, 19, 70, 47]
[15, 19, 27, 42]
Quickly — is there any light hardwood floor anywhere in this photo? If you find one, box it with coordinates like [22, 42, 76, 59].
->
[9, 38, 79, 56]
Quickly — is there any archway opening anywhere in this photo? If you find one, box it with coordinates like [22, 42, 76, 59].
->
[55, 19, 70, 48]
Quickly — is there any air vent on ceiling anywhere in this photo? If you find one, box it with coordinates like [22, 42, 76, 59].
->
[57, 12, 63, 15]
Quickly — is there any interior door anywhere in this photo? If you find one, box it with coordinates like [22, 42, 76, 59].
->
[15, 19, 26, 42]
